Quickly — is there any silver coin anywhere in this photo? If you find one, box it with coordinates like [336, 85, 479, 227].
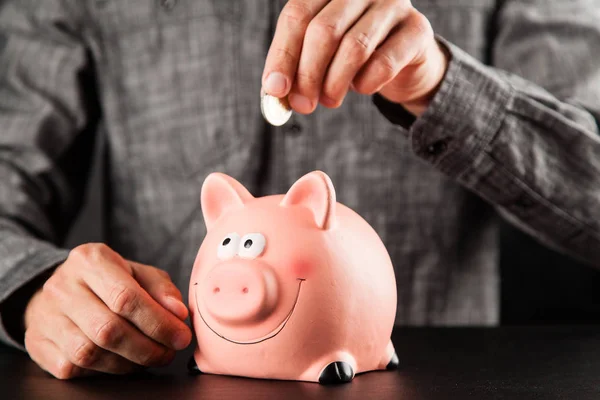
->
[260, 91, 292, 126]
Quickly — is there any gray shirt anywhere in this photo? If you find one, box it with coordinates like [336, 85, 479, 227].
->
[1, 0, 599, 349]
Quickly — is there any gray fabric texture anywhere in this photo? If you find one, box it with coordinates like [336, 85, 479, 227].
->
[0, 0, 599, 349]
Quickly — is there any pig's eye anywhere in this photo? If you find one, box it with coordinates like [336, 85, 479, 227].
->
[217, 233, 240, 260]
[238, 233, 266, 259]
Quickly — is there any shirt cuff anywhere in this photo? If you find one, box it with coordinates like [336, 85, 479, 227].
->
[372, 35, 514, 179]
[0, 249, 69, 350]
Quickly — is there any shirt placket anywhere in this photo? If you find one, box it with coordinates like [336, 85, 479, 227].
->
[264, 0, 316, 194]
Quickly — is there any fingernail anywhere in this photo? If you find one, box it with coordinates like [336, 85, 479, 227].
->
[265, 72, 288, 95]
[288, 93, 313, 114]
[172, 330, 191, 350]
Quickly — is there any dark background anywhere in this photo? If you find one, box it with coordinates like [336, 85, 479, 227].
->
[66, 137, 600, 325]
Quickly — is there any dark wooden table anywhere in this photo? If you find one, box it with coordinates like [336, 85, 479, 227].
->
[2, 327, 600, 399]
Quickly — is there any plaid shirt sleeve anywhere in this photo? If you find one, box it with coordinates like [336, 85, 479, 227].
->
[0, 0, 93, 348]
[374, 0, 600, 266]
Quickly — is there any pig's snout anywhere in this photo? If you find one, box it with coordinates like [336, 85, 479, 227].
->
[202, 263, 278, 325]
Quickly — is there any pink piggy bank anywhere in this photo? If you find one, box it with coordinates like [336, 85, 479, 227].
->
[188, 171, 398, 384]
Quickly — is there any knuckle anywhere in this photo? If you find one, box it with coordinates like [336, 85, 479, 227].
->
[42, 276, 61, 298]
[343, 32, 372, 63]
[71, 339, 99, 368]
[94, 318, 124, 348]
[109, 284, 138, 315]
[372, 51, 397, 78]
[158, 282, 178, 298]
[280, 1, 312, 27]
[391, 0, 411, 8]
[155, 268, 170, 280]
[70, 242, 110, 263]
[68, 245, 88, 260]
[148, 320, 167, 341]
[54, 358, 77, 380]
[272, 47, 298, 65]
[295, 70, 320, 87]
[307, 18, 341, 42]
[409, 9, 433, 36]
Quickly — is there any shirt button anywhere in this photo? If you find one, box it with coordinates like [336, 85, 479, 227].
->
[160, 0, 177, 11]
[287, 122, 303, 136]
[426, 140, 448, 156]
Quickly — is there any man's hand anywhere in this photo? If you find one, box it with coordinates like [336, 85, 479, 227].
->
[262, 0, 449, 117]
[23, 243, 192, 379]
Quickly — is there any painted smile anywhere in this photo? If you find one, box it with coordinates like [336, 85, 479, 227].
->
[194, 278, 305, 345]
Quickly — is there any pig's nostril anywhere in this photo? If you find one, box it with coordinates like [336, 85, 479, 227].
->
[242, 287, 248, 294]
[213, 287, 220, 294]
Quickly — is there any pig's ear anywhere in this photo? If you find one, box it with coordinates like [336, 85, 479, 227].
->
[201, 173, 254, 230]
[280, 171, 336, 230]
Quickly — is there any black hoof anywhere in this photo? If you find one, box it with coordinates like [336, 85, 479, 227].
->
[187, 357, 202, 375]
[386, 351, 399, 370]
[318, 361, 354, 384]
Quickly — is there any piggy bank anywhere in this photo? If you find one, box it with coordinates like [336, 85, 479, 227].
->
[188, 171, 398, 384]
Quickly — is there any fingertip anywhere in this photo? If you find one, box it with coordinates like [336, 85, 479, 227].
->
[351, 75, 379, 96]
[319, 94, 341, 108]
[164, 296, 189, 320]
[288, 93, 315, 114]
[172, 328, 193, 351]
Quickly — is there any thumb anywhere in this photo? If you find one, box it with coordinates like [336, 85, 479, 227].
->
[129, 261, 189, 321]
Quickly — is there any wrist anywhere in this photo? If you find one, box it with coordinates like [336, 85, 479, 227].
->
[2, 268, 56, 345]
[23, 286, 45, 332]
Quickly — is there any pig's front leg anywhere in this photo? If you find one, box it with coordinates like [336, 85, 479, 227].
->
[187, 357, 203, 375]
[318, 361, 355, 384]
[300, 352, 357, 384]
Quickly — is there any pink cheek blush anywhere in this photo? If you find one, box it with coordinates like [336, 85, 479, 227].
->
[290, 260, 312, 279]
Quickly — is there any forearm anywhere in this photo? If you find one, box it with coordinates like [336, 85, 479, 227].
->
[0, 219, 69, 349]
[0, 0, 94, 349]
[374, 36, 600, 266]
[0, 161, 77, 349]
